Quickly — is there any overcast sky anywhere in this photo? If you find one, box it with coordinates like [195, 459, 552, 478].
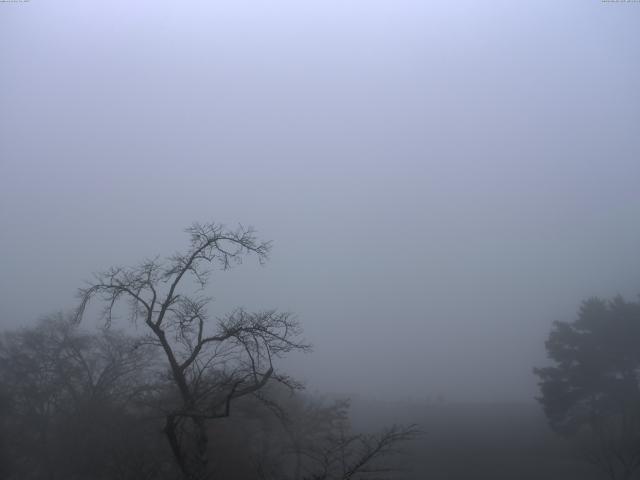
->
[1, 0, 639, 403]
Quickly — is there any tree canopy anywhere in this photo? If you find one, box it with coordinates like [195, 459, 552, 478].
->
[535, 295, 640, 479]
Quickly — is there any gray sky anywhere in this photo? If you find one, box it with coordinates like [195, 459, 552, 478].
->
[1, 0, 639, 402]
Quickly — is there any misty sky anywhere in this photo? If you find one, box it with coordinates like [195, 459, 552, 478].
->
[1, 0, 639, 403]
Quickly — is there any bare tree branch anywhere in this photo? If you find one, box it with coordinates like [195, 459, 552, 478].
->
[73, 222, 306, 480]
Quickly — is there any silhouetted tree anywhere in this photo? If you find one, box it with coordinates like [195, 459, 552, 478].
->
[534, 296, 640, 480]
[75, 222, 311, 480]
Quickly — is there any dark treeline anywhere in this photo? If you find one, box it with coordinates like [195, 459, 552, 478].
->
[2, 223, 639, 480]
[1, 310, 633, 480]
[0, 313, 416, 480]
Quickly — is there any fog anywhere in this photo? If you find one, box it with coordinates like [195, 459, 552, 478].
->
[1, 0, 639, 408]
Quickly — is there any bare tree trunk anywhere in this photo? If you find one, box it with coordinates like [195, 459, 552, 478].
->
[164, 415, 189, 477]
[190, 417, 210, 480]
[164, 414, 211, 480]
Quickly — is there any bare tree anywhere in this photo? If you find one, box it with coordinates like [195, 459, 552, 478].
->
[320, 423, 419, 480]
[250, 390, 420, 480]
[75, 222, 310, 480]
[290, 417, 419, 480]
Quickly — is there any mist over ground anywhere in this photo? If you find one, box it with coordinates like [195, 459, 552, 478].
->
[1, 0, 639, 409]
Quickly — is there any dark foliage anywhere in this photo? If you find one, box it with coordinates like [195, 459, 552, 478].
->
[534, 296, 640, 480]
[0, 313, 175, 480]
[0, 316, 417, 480]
